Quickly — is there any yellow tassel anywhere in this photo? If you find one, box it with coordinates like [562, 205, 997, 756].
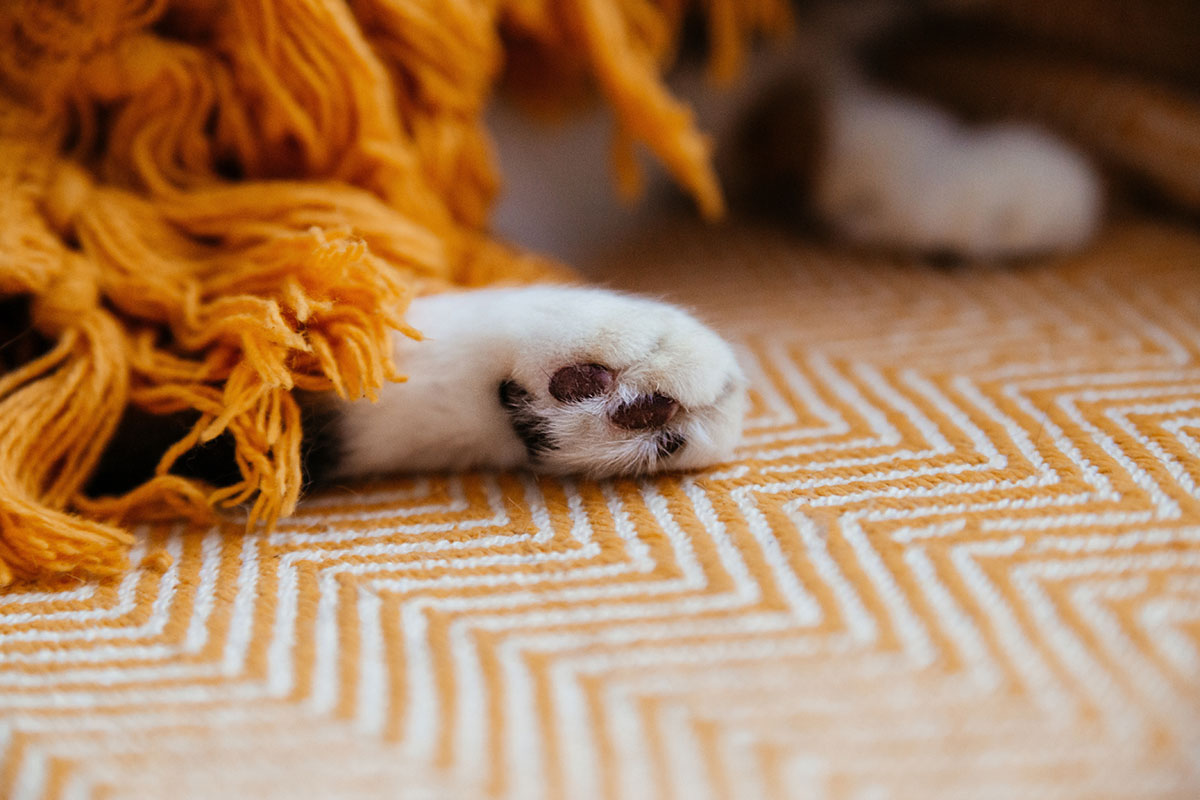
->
[0, 0, 788, 585]
[0, 300, 134, 584]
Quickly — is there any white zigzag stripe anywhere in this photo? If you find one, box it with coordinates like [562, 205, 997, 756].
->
[5, 223, 1200, 799]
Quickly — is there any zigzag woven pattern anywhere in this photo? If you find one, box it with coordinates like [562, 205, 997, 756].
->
[2, 220, 1199, 799]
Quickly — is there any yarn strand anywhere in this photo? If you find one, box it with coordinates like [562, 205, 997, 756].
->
[0, 0, 786, 585]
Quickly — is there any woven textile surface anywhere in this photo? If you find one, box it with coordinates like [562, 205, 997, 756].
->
[2, 219, 1199, 799]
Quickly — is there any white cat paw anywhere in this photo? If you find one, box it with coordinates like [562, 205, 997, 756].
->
[332, 287, 747, 479]
[816, 88, 1103, 260]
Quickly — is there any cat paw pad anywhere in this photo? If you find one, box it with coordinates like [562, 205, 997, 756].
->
[503, 361, 697, 471]
[495, 292, 747, 477]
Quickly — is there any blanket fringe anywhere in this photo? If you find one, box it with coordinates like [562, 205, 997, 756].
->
[0, 0, 787, 585]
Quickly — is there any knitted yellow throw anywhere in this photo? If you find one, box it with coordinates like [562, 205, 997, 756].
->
[0, 0, 789, 586]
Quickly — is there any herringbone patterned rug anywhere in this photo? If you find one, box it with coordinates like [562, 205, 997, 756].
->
[2, 219, 1198, 799]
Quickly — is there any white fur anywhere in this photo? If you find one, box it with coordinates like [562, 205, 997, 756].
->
[815, 84, 1103, 259]
[332, 286, 747, 479]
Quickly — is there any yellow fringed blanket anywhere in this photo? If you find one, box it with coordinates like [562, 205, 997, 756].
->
[0, 0, 789, 585]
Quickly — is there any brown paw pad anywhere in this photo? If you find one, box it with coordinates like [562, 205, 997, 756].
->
[611, 393, 679, 430]
[549, 363, 614, 402]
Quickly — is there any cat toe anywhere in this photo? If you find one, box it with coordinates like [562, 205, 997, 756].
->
[548, 364, 683, 434]
[610, 393, 679, 430]
[549, 363, 613, 402]
[500, 362, 703, 472]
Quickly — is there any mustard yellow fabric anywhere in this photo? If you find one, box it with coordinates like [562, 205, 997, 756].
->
[0, 219, 1196, 798]
[0, 0, 788, 585]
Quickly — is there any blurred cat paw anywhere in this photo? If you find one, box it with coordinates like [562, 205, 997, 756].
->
[816, 88, 1103, 260]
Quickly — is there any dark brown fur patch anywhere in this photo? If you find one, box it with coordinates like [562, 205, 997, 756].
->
[499, 380, 557, 457]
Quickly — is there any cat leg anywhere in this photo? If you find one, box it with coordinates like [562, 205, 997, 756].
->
[813, 83, 1103, 260]
[326, 286, 747, 479]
